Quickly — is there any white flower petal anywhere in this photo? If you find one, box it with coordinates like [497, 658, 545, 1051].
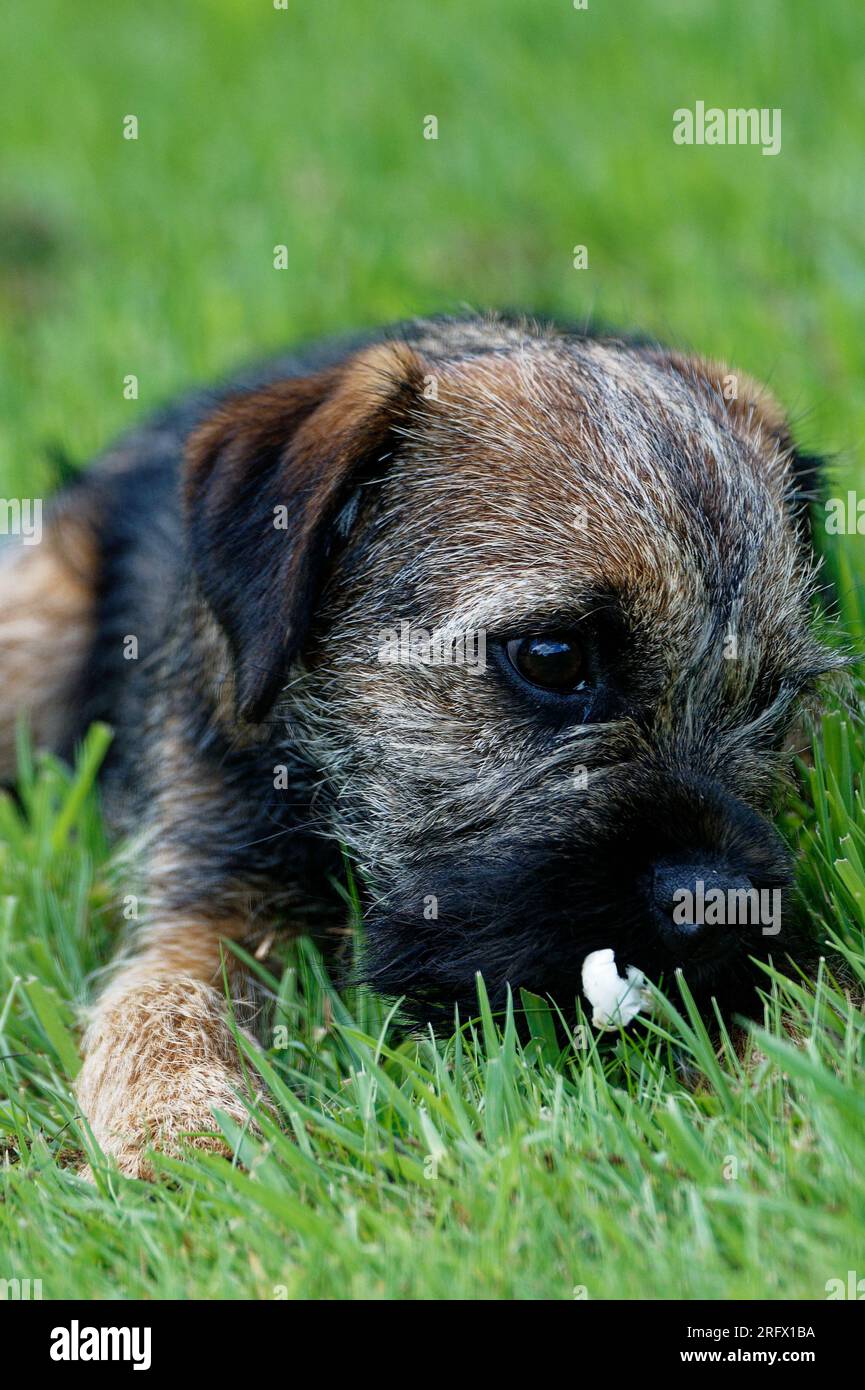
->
[581, 948, 650, 1030]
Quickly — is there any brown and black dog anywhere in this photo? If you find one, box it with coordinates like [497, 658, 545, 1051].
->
[0, 314, 841, 1175]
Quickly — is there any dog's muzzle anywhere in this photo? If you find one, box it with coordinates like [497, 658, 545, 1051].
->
[623, 772, 793, 968]
[650, 858, 756, 950]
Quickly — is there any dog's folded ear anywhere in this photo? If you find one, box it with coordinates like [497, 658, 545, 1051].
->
[653, 349, 825, 549]
[185, 340, 425, 721]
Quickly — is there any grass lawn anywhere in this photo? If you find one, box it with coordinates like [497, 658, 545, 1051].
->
[1, 0, 864, 1300]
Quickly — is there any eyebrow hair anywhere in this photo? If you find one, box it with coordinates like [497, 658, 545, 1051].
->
[436, 582, 627, 639]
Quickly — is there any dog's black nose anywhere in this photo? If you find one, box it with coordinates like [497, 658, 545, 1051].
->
[651, 860, 753, 946]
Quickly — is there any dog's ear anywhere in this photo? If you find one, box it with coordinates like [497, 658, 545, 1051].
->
[185, 340, 425, 721]
[707, 368, 826, 552]
[655, 350, 824, 549]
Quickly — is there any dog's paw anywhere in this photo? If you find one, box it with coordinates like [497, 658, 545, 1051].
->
[76, 975, 261, 1180]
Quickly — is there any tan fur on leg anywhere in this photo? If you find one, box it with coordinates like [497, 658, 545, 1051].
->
[0, 513, 98, 779]
[76, 919, 262, 1179]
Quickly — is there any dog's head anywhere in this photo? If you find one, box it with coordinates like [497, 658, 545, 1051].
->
[186, 316, 841, 1020]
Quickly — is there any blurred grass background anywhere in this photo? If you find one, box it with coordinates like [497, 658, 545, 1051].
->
[1, 0, 864, 505]
[2, 0, 865, 1302]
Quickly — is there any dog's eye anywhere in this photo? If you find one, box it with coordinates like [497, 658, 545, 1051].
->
[506, 634, 585, 693]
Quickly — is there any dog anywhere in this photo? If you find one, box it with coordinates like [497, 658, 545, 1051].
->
[0, 314, 842, 1176]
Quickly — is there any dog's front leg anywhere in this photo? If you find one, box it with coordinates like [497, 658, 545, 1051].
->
[76, 916, 261, 1178]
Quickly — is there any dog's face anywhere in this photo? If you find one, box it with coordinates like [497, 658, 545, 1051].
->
[188, 319, 839, 1019]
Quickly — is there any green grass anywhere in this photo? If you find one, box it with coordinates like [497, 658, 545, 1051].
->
[1, 0, 865, 1300]
[1, 715, 865, 1299]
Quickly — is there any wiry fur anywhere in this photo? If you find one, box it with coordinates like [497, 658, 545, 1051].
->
[0, 313, 843, 1175]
